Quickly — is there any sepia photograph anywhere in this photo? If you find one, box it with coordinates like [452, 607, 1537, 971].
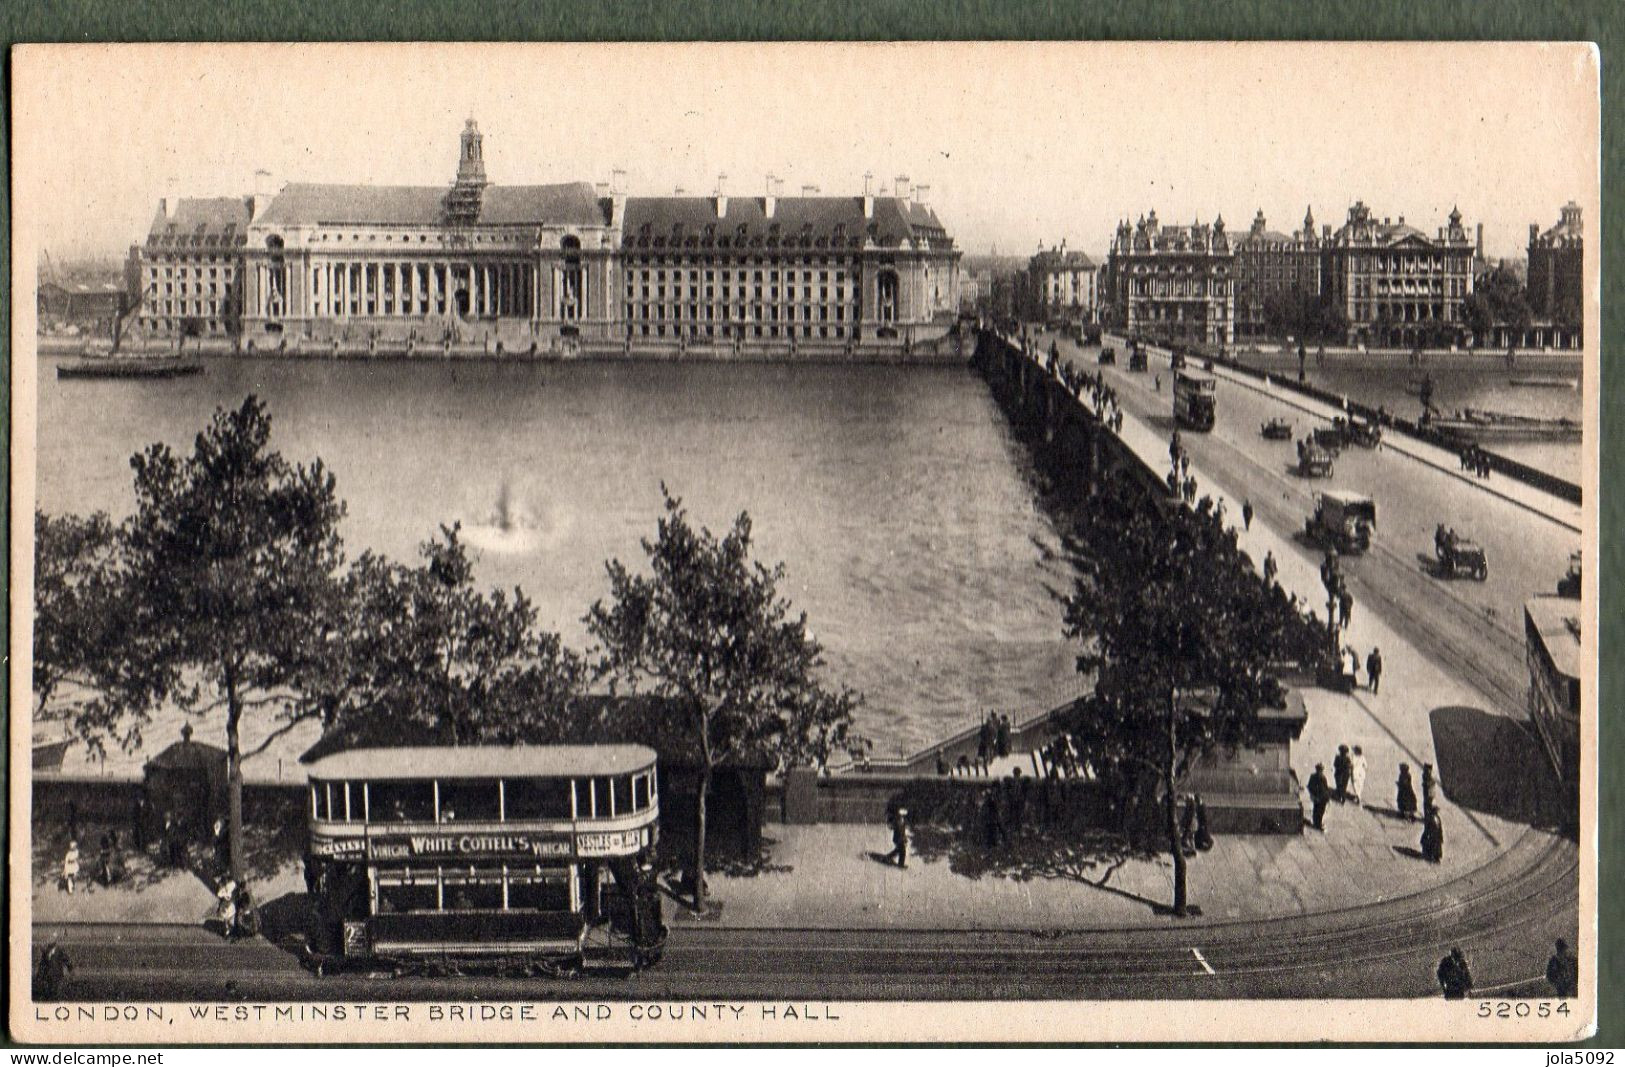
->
[8, 41, 1600, 1044]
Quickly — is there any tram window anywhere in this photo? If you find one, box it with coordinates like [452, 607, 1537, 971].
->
[441, 873, 503, 911]
[612, 775, 633, 815]
[632, 773, 651, 811]
[504, 778, 573, 819]
[591, 777, 614, 817]
[438, 780, 500, 822]
[370, 781, 435, 822]
[376, 882, 438, 914]
[507, 873, 571, 911]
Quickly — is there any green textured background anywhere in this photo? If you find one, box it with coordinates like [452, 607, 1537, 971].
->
[1, 0, 1617, 1048]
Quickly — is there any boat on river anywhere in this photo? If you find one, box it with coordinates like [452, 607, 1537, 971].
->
[1508, 375, 1578, 389]
[1430, 407, 1582, 442]
[57, 355, 204, 380]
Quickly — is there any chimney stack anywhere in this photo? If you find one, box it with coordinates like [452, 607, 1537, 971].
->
[764, 173, 778, 219]
[1476, 222, 1484, 257]
[610, 168, 627, 196]
[895, 174, 911, 200]
[595, 181, 608, 197]
[801, 184, 819, 196]
[914, 183, 930, 206]
[715, 172, 729, 217]
[862, 171, 874, 219]
[162, 178, 180, 220]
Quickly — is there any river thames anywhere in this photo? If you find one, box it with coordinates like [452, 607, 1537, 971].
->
[36, 356, 1082, 768]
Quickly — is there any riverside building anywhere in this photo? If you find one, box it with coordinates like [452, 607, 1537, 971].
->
[136, 122, 960, 354]
[1321, 200, 1475, 348]
[1105, 210, 1235, 346]
[1231, 208, 1323, 339]
[1527, 201, 1583, 325]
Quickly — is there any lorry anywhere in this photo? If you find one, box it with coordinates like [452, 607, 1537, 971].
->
[1305, 490, 1376, 554]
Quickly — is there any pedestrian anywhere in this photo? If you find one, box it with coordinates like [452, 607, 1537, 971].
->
[1436, 947, 1473, 999]
[1307, 764, 1331, 831]
[1008, 768, 1029, 835]
[1421, 763, 1438, 816]
[61, 840, 80, 894]
[981, 789, 1005, 849]
[1183, 477, 1197, 504]
[1421, 807, 1445, 863]
[98, 832, 114, 886]
[885, 808, 910, 869]
[936, 749, 949, 777]
[1546, 939, 1579, 998]
[1155, 374, 1161, 392]
[996, 713, 1012, 759]
[1180, 453, 1191, 478]
[1349, 745, 1368, 807]
[1194, 795, 1214, 851]
[1396, 763, 1418, 821]
[977, 715, 994, 776]
[1180, 794, 1198, 855]
[1333, 745, 1353, 802]
[956, 754, 971, 778]
[1339, 589, 1353, 629]
[216, 878, 238, 936]
[1346, 645, 1361, 684]
[67, 799, 81, 844]
[1242, 498, 1253, 531]
[1263, 551, 1278, 586]
[1366, 647, 1383, 694]
[132, 793, 148, 852]
[232, 884, 260, 940]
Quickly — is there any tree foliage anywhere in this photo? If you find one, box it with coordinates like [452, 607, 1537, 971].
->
[314, 524, 584, 746]
[1464, 265, 1534, 339]
[586, 486, 864, 909]
[33, 510, 122, 721]
[92, 395, 347, 883]
[1262, 286, 1349, 343]
[1060, 475, 1304, 915]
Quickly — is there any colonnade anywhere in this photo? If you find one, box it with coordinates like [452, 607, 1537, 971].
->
[257, 258, 542, 320]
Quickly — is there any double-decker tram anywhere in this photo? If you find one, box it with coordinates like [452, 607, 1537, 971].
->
[1173, 369, 1217, 430]
[302, 745, 666, 974]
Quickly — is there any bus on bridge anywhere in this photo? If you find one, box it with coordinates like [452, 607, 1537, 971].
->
[302, 744, 666, 974]
[1173, 369, 1217, 430]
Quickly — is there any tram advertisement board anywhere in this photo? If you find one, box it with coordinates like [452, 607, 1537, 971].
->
[365, 834, 574, 861]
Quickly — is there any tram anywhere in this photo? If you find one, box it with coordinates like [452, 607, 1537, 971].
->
[1524, 598, 1581, 785]
[302, 744, 666, 974]
[1173, 370, 1217, 431]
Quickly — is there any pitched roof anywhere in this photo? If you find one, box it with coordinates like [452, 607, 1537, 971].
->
[145, 198, 252, 247]
[619, 196, 951, 251]
[255, 182, 608, 228]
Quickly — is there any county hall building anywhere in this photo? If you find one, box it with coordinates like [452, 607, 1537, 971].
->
[136, 121, 961, 355]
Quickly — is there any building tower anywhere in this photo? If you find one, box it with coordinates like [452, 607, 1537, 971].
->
[446, 119, 488, 225]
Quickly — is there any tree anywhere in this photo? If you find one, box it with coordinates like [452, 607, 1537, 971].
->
[33, 510, 122, 721]
[1465, 266, 1533, 343]
[1061, 477, 1292, 916]
[586, 487, 864, 912]
[314, 524, 584, 746]
[96, 396, 346, 885]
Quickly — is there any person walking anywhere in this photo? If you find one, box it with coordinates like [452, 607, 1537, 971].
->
[1436, 947, 1473, 999]
[1366, 647, 1383, 694]
[981, 789, 1005, 850]
[1421, 763, 1438, 817]
[1194, 795, 1214, 852]
[1421, 807, 1445, 863]
[1242, 498, 1253, 531]
[1349, 746, 1368, 806]
[977, 715, 994, 776]
[995, 714, 1012, 759]
[61, 840, 81, 894]
[1396, 763, 1418, 821]
[1263, 551, 1278, 587]
[885, 808, 910, 869]
[1546, 939, 1579, 998]
[1333, 745, 1353, 802]
[1307, 765, 1331, 831]
[1339, 589, 1353, 630]
[1180, 794, 1198, 855]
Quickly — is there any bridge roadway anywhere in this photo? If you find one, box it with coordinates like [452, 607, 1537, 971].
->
[34, 822, 1573, 1001]
[1048, 329, 1579, 719]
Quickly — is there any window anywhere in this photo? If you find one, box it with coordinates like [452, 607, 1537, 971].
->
[370, 780, 435, 822]
[507, 870, 571, 911]
[504, 777, 573, 819]
[438, 780, 500, 822]
[376, 877, 438, 914]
